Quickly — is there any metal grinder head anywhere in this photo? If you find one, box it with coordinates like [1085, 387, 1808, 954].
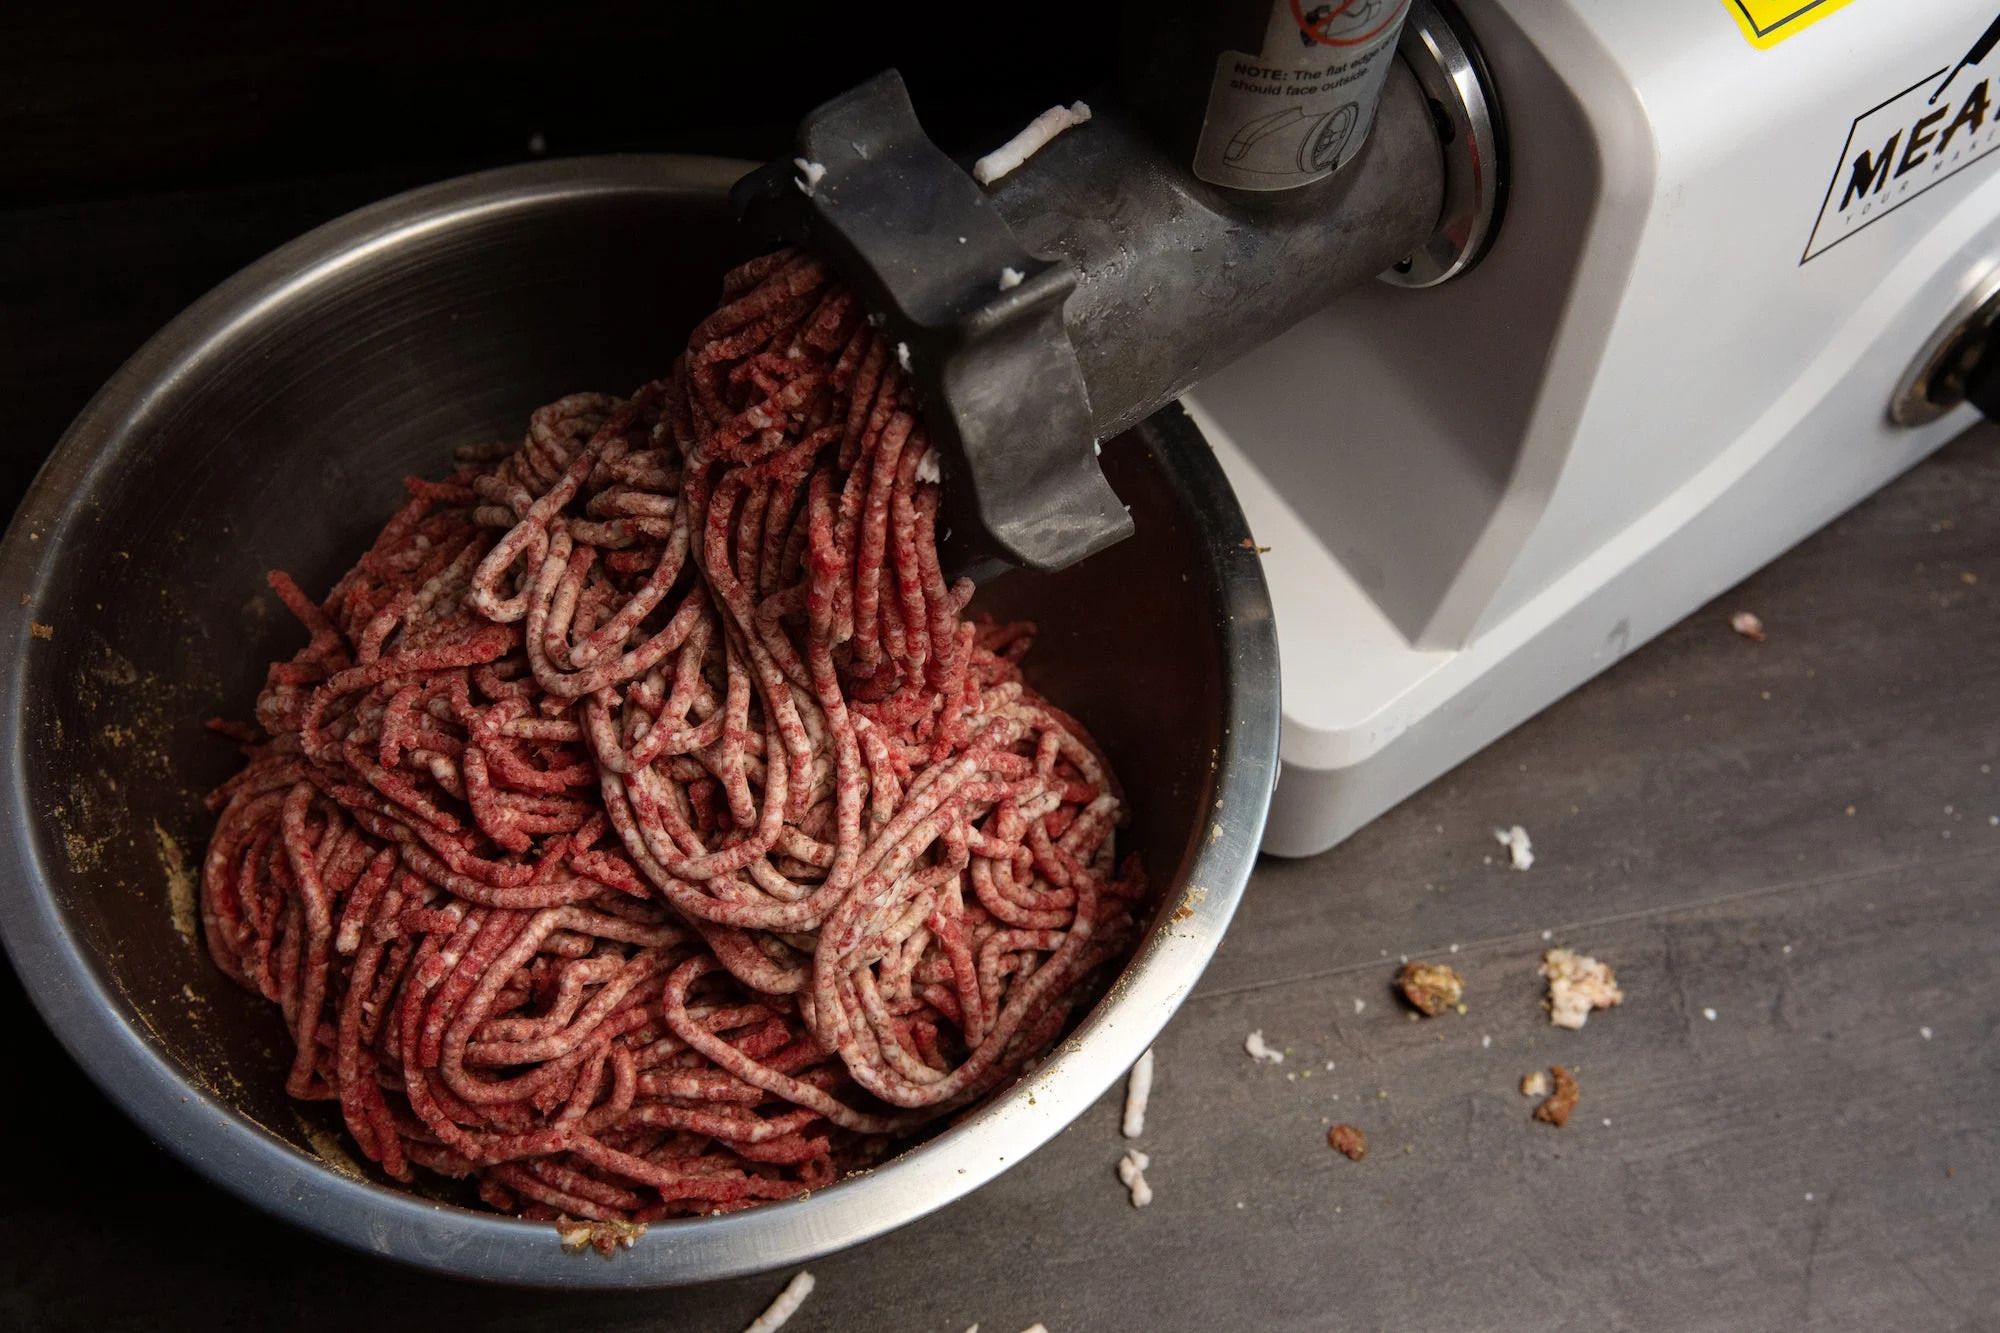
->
[733, 0, 1503, 578]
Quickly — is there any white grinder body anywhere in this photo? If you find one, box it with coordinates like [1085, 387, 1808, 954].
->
[1184, 0, 2000, 855]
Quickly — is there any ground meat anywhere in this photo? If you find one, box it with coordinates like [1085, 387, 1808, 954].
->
[193, 249, 1147, 1224]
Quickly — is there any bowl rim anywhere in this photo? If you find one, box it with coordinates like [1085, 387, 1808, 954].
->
[0, 154, 1280, 1288]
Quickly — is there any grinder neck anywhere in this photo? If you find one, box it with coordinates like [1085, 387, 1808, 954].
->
[984, 59, 1442, 448]
[732, 0, 1501, 577]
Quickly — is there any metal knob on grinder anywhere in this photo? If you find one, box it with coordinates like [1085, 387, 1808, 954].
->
[1892, 267, 2000, 428]
[732, 0, 1501, 578]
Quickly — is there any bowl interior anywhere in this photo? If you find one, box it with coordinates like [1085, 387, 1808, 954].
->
[14, 161, 1230, 1228]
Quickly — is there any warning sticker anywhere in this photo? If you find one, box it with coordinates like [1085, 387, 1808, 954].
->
[1802, 21, 2000, 262]
[1192, 0, 1413, 192]
[1720, 0, 1861, 51]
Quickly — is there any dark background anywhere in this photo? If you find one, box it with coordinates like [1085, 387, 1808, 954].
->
[0, 0, 1122, 527]
[4, 1, 1123, 207]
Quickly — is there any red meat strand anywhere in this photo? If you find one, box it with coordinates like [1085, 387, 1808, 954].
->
[199, 249, 1147, 1223]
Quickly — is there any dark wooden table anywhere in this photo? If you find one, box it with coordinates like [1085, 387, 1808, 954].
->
[3, 179, 1996, 1333]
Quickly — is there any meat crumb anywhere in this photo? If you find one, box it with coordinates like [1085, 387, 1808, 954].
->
[154, 821, 198, 945]
[1730, 610, 1766, 641]
[1397, 960, 1464, 1017]
[555, 1218, 646, 1255]
[1122, 1048, 1154, 1138]
[1117, 1150, 1153, 1207]
[742, 1270, 816, 1333]
[1532, 1065, 1579, 1127]
[1494, 824, 1534, 869]
[29, 623, 53, 641]
[1244, 1029, 1284, 1064]
[1520, 1070, 1549, 1097]
[1327, 1123, 1367, 1160]
[1540, 947, 1624, 1029]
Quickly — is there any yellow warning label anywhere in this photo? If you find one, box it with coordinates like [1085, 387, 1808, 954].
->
[1721, 0, 1861, 49]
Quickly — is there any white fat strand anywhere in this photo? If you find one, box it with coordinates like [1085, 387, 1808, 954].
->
[1122, 1047, 1155, 1137]
[1117, 1150, 1153, 1208]
[742, 1270, 816, 1333]
[974, 102, 1092, 184]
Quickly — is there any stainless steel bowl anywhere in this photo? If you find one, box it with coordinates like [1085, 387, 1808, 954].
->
[0, 156, 1278, 1287]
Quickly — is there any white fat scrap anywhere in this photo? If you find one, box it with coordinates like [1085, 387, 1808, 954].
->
[914, 448, 941, 484]
[1117, 1150, 1154, 1207]
[1244, 1029, 1284, 1064]
[792, 157, 827, 196]
[1539, 948, 1625, 1030]
[1122, 1047, 1155, 1138]
[1520, 1070, 1549, 1097]
[896, 341, 912, 373]
[973, 101, 1092, 184]
[1730, 610, 1766, 641]
[743, 1270, 816, 1333]
[1494, 824, 1534, 870]
[998, 266, 1025, 290]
